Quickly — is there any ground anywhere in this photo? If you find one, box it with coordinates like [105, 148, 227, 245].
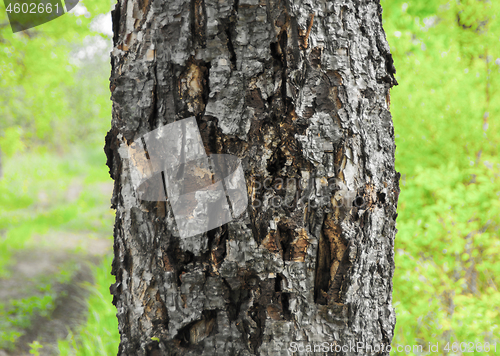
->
[0, 181, 113, 356]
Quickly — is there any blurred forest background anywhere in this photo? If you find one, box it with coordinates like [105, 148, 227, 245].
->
[0, 0, 499, 355]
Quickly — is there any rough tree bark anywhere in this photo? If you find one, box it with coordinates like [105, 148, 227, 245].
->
[105, 0, 399, 354]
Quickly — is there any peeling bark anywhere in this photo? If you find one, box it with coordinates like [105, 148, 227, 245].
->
[105, 0, 399, 354]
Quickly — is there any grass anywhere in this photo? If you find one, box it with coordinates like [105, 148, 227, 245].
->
[0, 261, 79, 351]
[0, 145, 113, 275]
[57, 254, 119, 356]
[0, 144, 117, 351]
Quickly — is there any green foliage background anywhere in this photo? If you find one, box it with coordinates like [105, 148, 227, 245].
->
[0, 0, 118, 353]
[383, 0, 500, 352]
[0, 0, 499, 354]
[0, 0, 112, 152]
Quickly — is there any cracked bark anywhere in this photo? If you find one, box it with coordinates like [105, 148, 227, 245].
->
[105, 0, 400, 355]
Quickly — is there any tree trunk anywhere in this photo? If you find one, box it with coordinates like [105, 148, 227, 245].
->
[105, 0, 399, 354]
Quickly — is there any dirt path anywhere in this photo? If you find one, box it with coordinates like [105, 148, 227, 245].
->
[0, 234, 112, 356]
[0, 181, 114, 356]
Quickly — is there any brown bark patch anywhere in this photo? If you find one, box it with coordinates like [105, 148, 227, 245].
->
[191, 0, 206, 47]
[324, 216, 348, 302]
[331, 86, 343, 110]
[309, 47, 322, 68]
[117, 43, 129, 52]
[261, 230, 280, 254]
[189, 317, 215, 344]
[162, 253, 174, 272]
[314, 214, 348, 305]
[175, 310, 216, 346]
[289, 228, 310, 262]
[127, 141, 152, 177]
[266, 304, 282, 320]
[146, 49, 155, 61]
[178, 61, 208, 115]
[245, 89, 266, 116]
[327, 70, 343, 86]
[363, 182, 379, 210]
[138, 0, 151, 14]
[298, 13, 315, 50]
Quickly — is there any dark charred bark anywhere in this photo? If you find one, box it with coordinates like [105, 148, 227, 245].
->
[105, 0, 399, 355]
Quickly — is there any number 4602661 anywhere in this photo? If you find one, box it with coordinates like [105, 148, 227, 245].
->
[5, 2, 62, 14]
[444, 342, 497, 353]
